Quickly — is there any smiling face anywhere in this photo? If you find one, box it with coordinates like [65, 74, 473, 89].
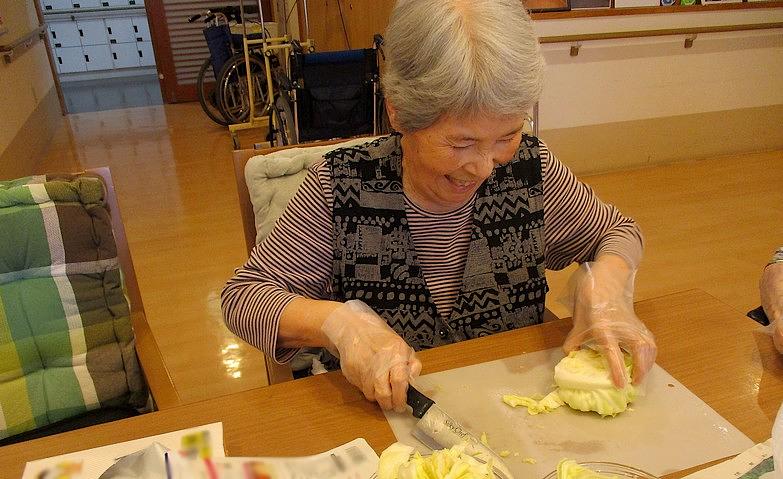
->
[393, 110, 527, 213]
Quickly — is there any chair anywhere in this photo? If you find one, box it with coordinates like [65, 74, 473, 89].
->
[290, 48, 384, 143]
[0, 167, 178, 444]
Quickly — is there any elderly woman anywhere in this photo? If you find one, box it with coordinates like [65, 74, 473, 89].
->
[222, 0, 656, 411]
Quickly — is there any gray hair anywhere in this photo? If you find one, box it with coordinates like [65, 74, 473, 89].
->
[382, 0, 545, 132]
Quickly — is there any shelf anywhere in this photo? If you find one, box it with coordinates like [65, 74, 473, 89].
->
[531, 0, 783, 19]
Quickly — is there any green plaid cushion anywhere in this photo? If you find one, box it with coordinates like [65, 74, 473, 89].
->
[0, 173, 146, 440]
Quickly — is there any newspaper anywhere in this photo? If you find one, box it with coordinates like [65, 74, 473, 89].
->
[682, 439, 773, 479]
[24, 422, 379, 479]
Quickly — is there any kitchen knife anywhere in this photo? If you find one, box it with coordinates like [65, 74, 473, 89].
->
[406, 384, 514, 479]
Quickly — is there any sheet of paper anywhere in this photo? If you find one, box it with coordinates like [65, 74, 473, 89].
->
[384, 348, 755, 478]
[22, 422, 225, 479]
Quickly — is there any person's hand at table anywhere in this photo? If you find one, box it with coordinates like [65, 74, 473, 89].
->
[760, 261, 783, 353]
[563, 254, 657, 388]
[322, 299, 422, 411]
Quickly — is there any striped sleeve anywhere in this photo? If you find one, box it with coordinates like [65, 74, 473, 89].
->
[220, 161, 334, 363]
[540, 142, 644, 271]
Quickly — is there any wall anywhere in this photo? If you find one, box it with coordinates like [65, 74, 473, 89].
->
[534, 9, 783, 173]
[302, 3, 783, 174]
[0, 0, 60, 179]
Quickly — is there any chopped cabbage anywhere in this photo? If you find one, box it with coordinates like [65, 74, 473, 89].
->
[557, 459, 620, 479]
[554, 349, 635, 417]
[502, 390, 564, 415]
[377, 443, 493, 479]
[503, 349, 636, 417]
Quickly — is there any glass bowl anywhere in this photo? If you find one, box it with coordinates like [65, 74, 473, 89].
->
[541, 462, 659, 479]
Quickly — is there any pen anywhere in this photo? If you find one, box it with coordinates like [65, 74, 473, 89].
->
[164, 451, 172, 479]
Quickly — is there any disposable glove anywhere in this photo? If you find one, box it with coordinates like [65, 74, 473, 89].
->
[562, 259, 657, 388]
[760, 262, 783, 353]
[322, 299, 422, 411]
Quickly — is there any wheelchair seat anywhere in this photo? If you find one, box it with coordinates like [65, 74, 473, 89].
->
[290, 48, 380, 143]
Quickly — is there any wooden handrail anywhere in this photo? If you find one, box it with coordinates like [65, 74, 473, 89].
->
[532, 0, 783, 19]
[539, 21, 783, 44]
[0, 25, 46, 64]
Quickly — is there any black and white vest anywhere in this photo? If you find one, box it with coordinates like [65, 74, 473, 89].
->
[328, 133, 548, 351]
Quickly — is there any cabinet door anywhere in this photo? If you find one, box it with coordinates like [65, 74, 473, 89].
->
[128, 0, 144, 5]
[137, 41, 155, 67]
[110, 42, 140, 68]
[106, 0, 131, 5]
[49, 0, 73, 10]
[72, 0, 102, 8]
[55, 46, 87, 73]
[84, 44, 114, 70]
[49, 21, 81, 48]
[105, 17, 136, 44]
[131, 16, 151, 42]
[77, 19, 108, 46]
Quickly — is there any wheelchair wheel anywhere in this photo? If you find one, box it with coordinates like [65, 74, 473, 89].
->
[197, 57, 229, 126]
[269, 93, 297, 147]
[216, 53, 270, 124]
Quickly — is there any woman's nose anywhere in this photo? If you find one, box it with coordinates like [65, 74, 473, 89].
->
[464, 149, 496, 178]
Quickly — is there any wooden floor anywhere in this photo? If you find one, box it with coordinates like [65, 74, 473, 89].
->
[36, 102, 782, 405]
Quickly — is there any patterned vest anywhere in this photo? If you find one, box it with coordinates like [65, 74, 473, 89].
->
[329, 134, 548, 351]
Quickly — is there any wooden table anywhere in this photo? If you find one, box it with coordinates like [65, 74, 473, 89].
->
[2, 289, 781, 478]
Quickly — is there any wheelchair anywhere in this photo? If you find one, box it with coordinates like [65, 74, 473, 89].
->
[276, 34, 388, 146]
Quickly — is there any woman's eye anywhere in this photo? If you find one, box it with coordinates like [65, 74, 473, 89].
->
[498, 137, 514, 143]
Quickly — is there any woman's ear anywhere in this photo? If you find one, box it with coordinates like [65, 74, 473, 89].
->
[385, 99, 402, 133]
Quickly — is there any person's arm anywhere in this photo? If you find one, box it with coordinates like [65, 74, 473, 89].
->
[541, 144, 643, 271]
[220, 160, 420, 410]
[221, 164, 336, 363]
[761, 247, 783, 352]
[541, 143, 655, 387]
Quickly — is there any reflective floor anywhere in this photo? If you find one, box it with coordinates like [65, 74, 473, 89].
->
[60, 75, 163, 114]
[37, 102, 783, 405]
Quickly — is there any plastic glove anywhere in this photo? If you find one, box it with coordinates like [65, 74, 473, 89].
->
[562, 259, 657, 388]
[322, 299, 422, 411]
[760, 262, 783, 353]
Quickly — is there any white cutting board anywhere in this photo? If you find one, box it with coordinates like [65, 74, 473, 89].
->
[384, 348, 753, 478]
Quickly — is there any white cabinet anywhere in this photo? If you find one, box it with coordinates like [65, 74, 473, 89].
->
[105, 17, 136, 44]
[56, 46, 87, 73]
[137, 41, 155, 66]
[84, 44, 114, 70]
[77, 19, 107, 45]
[49, 21, 81, 48]
[43, 3, 157, 74]
[110, 42, 140, 68]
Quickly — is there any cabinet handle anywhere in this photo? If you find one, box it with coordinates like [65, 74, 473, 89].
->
[107, 27, 112, 34]
[110, 39, 117, 44]
[85, 54, 90, 62]
[113, 52, 117, 60]
[136, 37, 143, 42]
[52, 31, 57, 39]
[133, 25, 139, 33]
[58, 57, 63, 64]
[138, 50, 143, 57]
[79, 29, 83, 37]
[55, 43, 62, 47]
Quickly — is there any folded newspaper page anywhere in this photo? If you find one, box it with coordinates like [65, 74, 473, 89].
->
[683, 439, 773, 479]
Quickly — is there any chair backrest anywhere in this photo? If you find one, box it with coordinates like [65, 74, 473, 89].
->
[0, 168, 178, 442]
[291, 49, 379, 142]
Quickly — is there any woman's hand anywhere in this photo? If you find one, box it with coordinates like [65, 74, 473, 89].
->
[563, 255, 657, 388]
[322, 300, 421, 411]
[761, 262, 783, 353]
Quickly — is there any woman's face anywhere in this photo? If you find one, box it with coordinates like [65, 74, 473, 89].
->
[399, 111, 527, 213]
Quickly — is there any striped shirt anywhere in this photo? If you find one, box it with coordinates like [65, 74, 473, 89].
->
[221, 142, 643, 363]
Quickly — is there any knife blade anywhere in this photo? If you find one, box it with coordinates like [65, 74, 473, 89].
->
[406, 384, 514, 479]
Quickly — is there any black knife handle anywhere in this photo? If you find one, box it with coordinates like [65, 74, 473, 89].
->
[747, 305, 770, 326]
[406, 384, 435, 419]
